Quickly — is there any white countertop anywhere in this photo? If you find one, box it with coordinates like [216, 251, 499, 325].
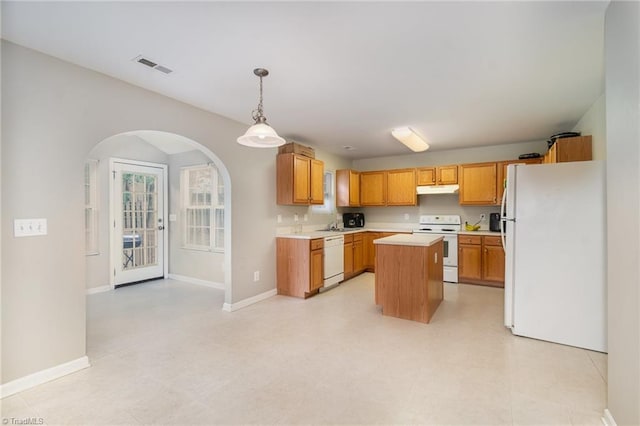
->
[373, 233, 443, 247]
[276, 227, 413, 240]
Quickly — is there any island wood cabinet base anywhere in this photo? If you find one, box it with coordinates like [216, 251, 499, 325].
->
[375, 240, 444, 324]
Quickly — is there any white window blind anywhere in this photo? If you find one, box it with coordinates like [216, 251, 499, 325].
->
[84, 159, 99, 255]
[181, 164, 224, 252]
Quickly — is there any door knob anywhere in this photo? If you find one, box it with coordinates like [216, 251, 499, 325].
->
[158, 225, 165, 231]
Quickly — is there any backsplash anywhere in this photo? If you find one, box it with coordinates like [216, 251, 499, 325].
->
[353, 194, 500, 230]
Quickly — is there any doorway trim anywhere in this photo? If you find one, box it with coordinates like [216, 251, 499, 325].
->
[108, 157, 169, 289]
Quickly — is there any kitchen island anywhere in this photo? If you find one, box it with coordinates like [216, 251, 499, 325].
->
[374, 234, 444, 323]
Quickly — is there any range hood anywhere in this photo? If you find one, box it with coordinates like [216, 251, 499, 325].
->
[416, 184, 459, 195]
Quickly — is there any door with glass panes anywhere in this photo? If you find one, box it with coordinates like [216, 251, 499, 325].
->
[112, 161, 166, 285]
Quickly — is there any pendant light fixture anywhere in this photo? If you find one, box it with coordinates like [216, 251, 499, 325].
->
[237, 68, 286, 148]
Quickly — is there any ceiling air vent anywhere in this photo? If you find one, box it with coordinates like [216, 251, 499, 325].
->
[132, 55, 173, 75]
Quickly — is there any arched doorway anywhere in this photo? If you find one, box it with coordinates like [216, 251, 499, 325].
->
[84, 130, 232, 303]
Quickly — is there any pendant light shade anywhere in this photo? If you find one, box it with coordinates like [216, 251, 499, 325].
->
[237, 122, 285, 148]
[237, 68, 286, 148]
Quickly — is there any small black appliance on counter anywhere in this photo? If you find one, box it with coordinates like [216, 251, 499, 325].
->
[489, 213, 502, 232]
[343, 212, 365, 228]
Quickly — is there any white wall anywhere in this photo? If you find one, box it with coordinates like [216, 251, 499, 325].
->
[573, 93, 606, 160]
[0, 41, 278, 383]
[86, 135, 170, 290]
[350, 140, 548, 227]
[168, 150, 224, 284]
[604, 1, 640, 424]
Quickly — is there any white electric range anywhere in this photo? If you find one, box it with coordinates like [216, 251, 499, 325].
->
[413, 215, 461, 283]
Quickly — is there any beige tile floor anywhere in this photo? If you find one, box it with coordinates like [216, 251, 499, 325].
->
[1, 273, 607, 425]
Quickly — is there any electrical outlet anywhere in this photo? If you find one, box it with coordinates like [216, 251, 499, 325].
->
[303, 214, 308, 221]
[294, 214, 299, 222]
[253, 271, 260, 282]
[277, 214, 282, 223]
[480, 214, 486, 221]
[14, 218, 47, 237]
[404, 213, 410, 220]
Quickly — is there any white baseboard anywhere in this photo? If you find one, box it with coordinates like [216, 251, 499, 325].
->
[0, 356, 90, 399]
[602, 409, 617, 426]
[168, 274, 225, 290]
[222, 288, 277, 312]
[86, 285, 111, 295]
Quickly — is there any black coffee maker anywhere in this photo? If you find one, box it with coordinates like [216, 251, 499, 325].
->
[489, 213, 502, 232]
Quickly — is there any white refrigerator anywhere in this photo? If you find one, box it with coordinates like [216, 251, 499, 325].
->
[501, 161, 606, 352]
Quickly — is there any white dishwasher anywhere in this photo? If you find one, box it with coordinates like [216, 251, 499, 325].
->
[322, 235, 344, 289]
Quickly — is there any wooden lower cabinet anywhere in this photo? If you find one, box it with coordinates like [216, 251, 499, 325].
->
[458, 234, 504, 287]
[458, 240, 483, 282]
[363, 232, 380, 270]
[353, 234, 364, 273]
[276, 237, 324, 298]
[343, 233, 366, 280]
[482, 236, 505, 285]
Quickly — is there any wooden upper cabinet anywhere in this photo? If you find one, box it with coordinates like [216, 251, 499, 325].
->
[417, 167, 437, 185]
[360, 168, 416, 206]
[292, 155, 311, 203]
[544, 135, 593, 163]
[276, 153, 324, 205]
[309, 159, 324, 205]
[360, 171, 387, 206]
[386, 168, 417, 206]
[336, 169, 360, 207]
[458, 162, 498, 205]
[438, 165, 458, 185]
[417, 165, 458, 186]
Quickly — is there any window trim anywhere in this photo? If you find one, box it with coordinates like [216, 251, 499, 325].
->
[85, 159, 100, 256]
[180, 164, 224, 252]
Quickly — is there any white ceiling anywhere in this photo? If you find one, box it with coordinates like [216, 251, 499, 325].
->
[1, 1, 608, 159]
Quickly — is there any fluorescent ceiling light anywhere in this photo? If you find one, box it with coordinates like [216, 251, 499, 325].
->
[391, 127, 430, 152]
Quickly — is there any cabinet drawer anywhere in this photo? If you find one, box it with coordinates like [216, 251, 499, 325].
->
[458, 235, 482, 245]
[343, 234, 354, 244]
[353, 233, 363, 242]
[483, 236, 502, 246]
[310, 239, 324, 250]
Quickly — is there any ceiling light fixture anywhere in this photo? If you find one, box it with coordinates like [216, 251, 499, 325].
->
[391, 127, 430, 152]
[237, 68, 285, 148]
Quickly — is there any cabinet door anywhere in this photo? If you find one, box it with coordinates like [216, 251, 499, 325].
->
[292, 155, 311, 204]
[459, 163, 498, 205]
[437, 165, 458, 185]
[417, 167, 436, 186]
[363, 232, 379, 269]
[555, 136, 593, 162]
[386, 169, 417, 206]
[310, 248, 324, 291]
[344, 242, 354, 276]
[353, 239, 364, 273]
[337, 170, 360, 207]
[349, 171, 361, 206]
[482, 244, 505, 286]
[360, 172, 386, 206]
[458, 244, 482, 282]
[309, 159, 324, 205]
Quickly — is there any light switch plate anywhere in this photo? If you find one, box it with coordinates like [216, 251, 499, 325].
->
[14, 218, 47, 237]
[169, 214, 177, 222]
